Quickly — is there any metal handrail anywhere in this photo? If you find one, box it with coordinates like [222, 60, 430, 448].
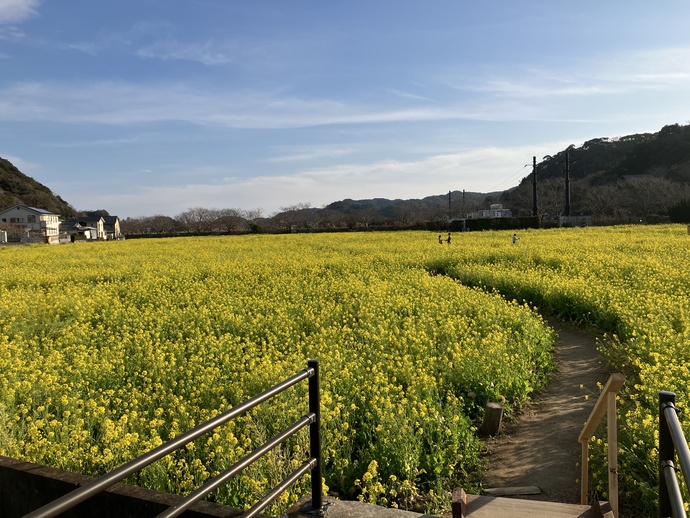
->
[659, 391, 690, 518]
[578, 373, 625, 517]
[23, 359, 322, 518]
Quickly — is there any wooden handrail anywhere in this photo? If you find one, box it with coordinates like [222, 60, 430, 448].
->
[578, 373, 625, 518]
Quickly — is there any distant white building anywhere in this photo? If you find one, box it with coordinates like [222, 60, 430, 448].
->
[103, 215, 123, 240]
[61, 214, 122, 240]
[468, 203, 512, 219]
[0, 205, 61, 236]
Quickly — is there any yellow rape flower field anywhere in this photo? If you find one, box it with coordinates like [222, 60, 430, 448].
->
[0, 225, 688, 514]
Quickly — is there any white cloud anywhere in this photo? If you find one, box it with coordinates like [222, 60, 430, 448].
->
[0, 0, 39, 24]
[385, 88, 434, 102]
[0, 79, 538, 128]
[136, 39, 240, 65]
[594, 47, 690, 89]
[7, 42, 688, 131]
[0, 153, 39, 172]
[67, 141, 571, 218]
[457, 46, 690, 101]
[266, 145, 357, 163]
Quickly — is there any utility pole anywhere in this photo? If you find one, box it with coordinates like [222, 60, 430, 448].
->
[532, 156, 538, 217]
[565, 152, 571, 217]
[448, 190, 451, 223]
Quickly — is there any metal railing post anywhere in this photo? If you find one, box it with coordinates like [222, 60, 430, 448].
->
[308, 359, 323, 511]
[659, 391, 676, 517]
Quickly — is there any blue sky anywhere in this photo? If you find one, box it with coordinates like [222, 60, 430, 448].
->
[2, 1, 690, 218]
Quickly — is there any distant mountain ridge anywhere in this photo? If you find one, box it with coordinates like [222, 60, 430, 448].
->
[0, 158, 76, 217]
[324, 191, 501, 217]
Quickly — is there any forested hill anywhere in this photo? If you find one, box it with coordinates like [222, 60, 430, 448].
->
[501, 123, 690, 220]
[531, 123, 690, 184]
[0, 157, 76, 217]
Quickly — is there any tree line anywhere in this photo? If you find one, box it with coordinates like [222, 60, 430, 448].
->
[502, 170, 690, 223]
[118, 198, 480, 236]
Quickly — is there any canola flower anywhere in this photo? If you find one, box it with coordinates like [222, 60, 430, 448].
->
[433, 224, 690, 515]
[0, 232, 554, 513]
[3, 225, 687, 514]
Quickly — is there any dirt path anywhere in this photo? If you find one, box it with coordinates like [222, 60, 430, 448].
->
[482, 320, 609, 503]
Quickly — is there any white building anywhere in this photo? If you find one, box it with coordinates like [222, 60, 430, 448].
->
[0, 205, 61, 236]
[468, 203, 512, 219]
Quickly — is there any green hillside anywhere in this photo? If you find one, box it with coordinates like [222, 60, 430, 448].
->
[0, 157, 76, 217]
[500, 123, 690, 221]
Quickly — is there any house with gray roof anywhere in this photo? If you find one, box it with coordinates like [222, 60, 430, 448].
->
[0, 205, 61, 239]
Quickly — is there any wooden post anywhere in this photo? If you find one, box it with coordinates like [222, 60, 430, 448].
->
[481, 402, 503, 436]
[451, 488, 467, 518]
[581, 440, 589, 505]
[607, 391, 618, 518]
[578, 373, 625, 511]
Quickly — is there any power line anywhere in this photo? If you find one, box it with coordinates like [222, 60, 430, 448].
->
[488, 164, 531, 192]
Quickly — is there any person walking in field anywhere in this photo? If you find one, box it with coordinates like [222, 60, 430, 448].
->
[446, 233, 451, 245]
[512, 233, 519, 244]
[438, 234, 443, 244]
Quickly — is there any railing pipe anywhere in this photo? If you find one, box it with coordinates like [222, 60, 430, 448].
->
[660, 391, 676, 517]
[241, 459, 317, 518]
[663, 401, 690, 486]
[156, 413, 316, 518]
[659, 391, 690, 518]
[24, 367, 315, 518]
[661, 460, 687, 518]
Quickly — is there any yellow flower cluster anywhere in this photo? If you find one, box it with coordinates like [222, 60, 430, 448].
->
[0, 232, 556, 513]
[8, 225, 686, 513]
[435, 224, 690, 515]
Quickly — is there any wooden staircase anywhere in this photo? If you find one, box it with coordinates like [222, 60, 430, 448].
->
[450, 374, 625, 518]
[452, 489, 614, 518]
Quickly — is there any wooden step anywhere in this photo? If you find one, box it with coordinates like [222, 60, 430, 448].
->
[452, 489, 614, 518]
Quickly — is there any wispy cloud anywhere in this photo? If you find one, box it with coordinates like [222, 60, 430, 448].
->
[594, 47, 690, 89]
[64, 20, 274, 69]
[65, 41, 101, 56]
[0, 80, 535, 128]
[136, 39, 241, 65]
[0, 25, 23, 40]
[0, 153, 39, 172]
[3, 45, 689, 131]
[65, 20, 173, 56]
[385, 88, 434, 102]
[266, 145, 358, 163]
[62, 140, 570, 218]
[0, 0, 39, 24]
[455, 46, 690, 100]
[43, 137, 142, 148]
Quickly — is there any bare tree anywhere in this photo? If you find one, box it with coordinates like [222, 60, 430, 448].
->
[176, 207, 217, 233]
[581, 184, 621, 221]
[242, 208, 264, 221]
[216, 208, 244, 232]
[146, 215, 180, 234]
[279, 202, 312, 213]
[393, 201, 422, 226]
[622, 176, 684, 218]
